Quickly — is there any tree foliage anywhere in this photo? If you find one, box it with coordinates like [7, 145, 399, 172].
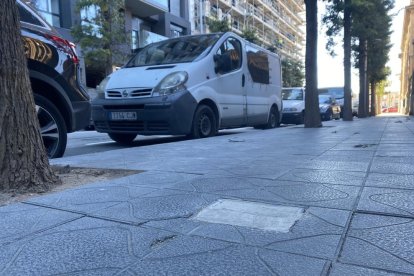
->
[207, 18, 231, 32]
[71, 0, 129, 78]
[323, 0, 394, 117]
[282, 58, 305, 87]
[241, 28, 259, 44]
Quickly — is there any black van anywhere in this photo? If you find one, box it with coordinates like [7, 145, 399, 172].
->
[18, 0, 90, 158]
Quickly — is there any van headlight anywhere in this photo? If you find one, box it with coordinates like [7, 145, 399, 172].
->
[96, 76, 110, 99]
[152, 71, 188, 97]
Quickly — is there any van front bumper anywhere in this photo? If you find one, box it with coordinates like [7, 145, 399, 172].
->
[92, 90, 198, 135]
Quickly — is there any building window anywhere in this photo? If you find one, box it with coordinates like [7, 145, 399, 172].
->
[29, 0, 61, 27]
[131, 30, 139, 51]
[170, 24, 184, 38]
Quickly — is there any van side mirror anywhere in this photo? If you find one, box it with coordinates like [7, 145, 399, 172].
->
[214, 54, 232, 74]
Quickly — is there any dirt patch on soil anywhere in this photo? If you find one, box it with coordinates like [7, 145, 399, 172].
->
[0, 166, 142, 207]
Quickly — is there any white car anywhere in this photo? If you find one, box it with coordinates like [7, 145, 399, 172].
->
[282, 87, 305, 124]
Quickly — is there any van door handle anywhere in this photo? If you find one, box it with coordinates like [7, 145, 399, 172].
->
[242, 74, 245, 87]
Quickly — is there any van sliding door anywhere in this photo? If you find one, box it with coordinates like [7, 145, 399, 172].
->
[245, 45, 272, 125]
[213, 37, 246, 127]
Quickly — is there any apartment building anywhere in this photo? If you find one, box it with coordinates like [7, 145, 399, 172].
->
[25, 0, 191, 85]
[189, 0, 304, 60]
[400, 0, 414, 115]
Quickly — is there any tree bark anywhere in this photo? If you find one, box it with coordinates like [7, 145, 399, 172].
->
[370, 81, 376, 116]
[343, 0, 353, 121]
[0, 0, 59, 192]
[304, 0, 321, 128]
[358, 39, 368, 118]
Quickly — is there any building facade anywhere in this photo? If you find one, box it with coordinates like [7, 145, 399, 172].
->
[26, 0, 191, 86]
[189, 0, 304, 61]
[400, 1, 414, 115]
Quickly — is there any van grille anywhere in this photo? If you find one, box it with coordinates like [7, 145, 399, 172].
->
[106, 88, 153, 99]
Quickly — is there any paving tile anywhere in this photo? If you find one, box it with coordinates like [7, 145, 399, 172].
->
[358, 187, 414, 217]
[127, 235, 328, 275]
[25, 184, 159, 214]
[365, 173, 414, 190]
[91, 190, 220, 223]
[146, 207, 349, 260]
[0, 217, 175, 276]
[204, 182, 360, 210]
[340, 213, 414, 274]
[370, 160, 414, 175]
[278, 169, 366, 186]
[330, 263, 406, 275]
[0, 203, 82, 245]
[296, 160, 370, 172]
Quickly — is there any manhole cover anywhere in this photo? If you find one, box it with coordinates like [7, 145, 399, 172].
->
[194, 199, 304, 232]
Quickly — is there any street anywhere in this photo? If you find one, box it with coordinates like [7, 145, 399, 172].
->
[64, 127, 259, 157]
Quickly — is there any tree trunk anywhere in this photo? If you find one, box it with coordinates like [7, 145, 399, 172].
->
[343, 0, 353, 121]
[358, 39, 368, 118]
[0, 0, 59, 191]
[370, 81, 377, 116]
[304, 0, 321, 128]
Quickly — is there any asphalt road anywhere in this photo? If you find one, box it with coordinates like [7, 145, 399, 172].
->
[63, 127, 260, 158]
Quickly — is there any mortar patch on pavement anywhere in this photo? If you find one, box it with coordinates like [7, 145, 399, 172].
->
[193, 199, 304, 232]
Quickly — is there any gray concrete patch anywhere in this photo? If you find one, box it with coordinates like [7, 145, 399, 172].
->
[193, 199, 304, 232]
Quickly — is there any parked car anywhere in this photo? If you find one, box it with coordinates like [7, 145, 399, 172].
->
[18, 0, 90, 158]
[352, 102, 359, 117]
[382, 106, 398, 113]
[319, 94, 341, 121]
[92, 32, 282, 144]
[318, 87, 344, 117]
[282, 87, 305, 124]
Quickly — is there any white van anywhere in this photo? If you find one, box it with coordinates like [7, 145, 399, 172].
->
[92, 32, 282, 144]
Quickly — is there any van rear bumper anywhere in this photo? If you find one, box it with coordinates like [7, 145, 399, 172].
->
[91, 90, 198, 135]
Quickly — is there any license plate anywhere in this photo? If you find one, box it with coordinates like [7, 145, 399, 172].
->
[110, 112, 137, 121]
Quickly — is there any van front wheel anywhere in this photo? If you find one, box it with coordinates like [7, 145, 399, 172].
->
[191, 105, 217, 138]
[265, 106, 280, 129]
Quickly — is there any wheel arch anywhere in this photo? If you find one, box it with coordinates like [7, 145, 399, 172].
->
[197, 98, 220, 130]
[270, 103, 281, 123]
[29, 71, 73, 132]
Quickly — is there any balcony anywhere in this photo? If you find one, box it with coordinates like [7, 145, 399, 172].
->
[126, 0, 168, 17]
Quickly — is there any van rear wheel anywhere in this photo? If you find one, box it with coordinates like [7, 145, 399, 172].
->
[265, 106, 280, 129]
[108, 133, 137, 145]
[191, 105, 217, 138]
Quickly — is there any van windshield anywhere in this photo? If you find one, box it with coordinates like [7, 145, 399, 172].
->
[125, 34, 222, 67]
[282, 89, 304, 100]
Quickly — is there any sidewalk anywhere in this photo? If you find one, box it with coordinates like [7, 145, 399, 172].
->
[1, 116, 414, 275]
